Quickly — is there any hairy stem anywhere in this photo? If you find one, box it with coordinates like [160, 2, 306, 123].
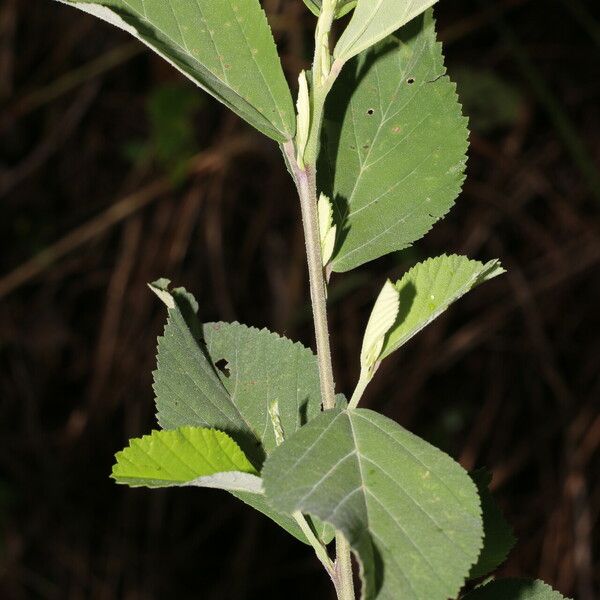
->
[334, 534, 355, 600]
[283, 1, 356, 597]
[283, 141, 336, 411]
[282, 140, 356, 600]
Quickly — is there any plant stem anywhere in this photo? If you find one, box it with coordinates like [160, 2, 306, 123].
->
[283, 2, 356, 597]
[334, 533, 355, 600]
[304, 2, 344, 166]
[348, 369, 371, 410]
[284, 140, 357, 600]
[293, 511, 335, 579]
[282, 142, 356, 600]
[283, 140, 336, 411]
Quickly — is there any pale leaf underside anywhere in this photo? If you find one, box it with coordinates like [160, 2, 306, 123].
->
[334, 0, 440, 62]
[381, 255, 504, 360]
[360, 280, 399, 370]
[264, 408, 483, 599]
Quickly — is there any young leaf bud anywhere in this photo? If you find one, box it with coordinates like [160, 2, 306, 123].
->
[295, 71, 311, 168]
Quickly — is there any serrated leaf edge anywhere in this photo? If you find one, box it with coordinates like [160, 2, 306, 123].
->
[331, 16, 471, 272]
[112, 426, 261, 492]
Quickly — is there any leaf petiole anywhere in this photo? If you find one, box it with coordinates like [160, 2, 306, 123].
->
[348, 368, 372, 410]
[293, 511, 336, 578]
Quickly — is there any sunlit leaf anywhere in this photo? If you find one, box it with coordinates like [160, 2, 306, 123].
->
[112, 427, 262, 493]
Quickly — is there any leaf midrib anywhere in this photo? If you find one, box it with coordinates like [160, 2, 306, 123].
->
[349, 414, 468, 577]
[336, 32, 432, 226]
[109, 0, 290, 138]
[164, 314, 257, 438]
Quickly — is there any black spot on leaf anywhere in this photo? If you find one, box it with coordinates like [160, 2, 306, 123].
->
[215, 358, 230, 377]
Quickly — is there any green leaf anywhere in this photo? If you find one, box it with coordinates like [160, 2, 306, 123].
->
[57, 0, 295, 141]
[112, 427, 261, 493]
[263, 409, 483, 599]
[380, 255, 504, 360]
[149, 280, 331, 544]
[469, 469, 516, 580]
[149, 280, 256, 458]
[334, 0, 439, 63]
[320, 12, 469, 272]
[462, 579, 570, 600]
[202, 321, 324, 456]
[302, 0, 357, 19]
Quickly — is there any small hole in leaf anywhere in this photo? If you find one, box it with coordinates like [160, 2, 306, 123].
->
[215, 358, 230, 378]
[407, 78, 415, 84]
[367, 108, 374, 115]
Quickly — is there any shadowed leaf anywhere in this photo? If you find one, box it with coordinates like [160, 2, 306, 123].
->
[149, 280, 331, 544]
[463, 578, 570, 600]
[469, 469, 516, 579]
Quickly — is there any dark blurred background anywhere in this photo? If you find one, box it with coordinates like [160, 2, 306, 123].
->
[0, 0, 598, 598]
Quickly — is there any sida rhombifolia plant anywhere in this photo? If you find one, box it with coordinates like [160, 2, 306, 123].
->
[53, 0, 570, 598]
